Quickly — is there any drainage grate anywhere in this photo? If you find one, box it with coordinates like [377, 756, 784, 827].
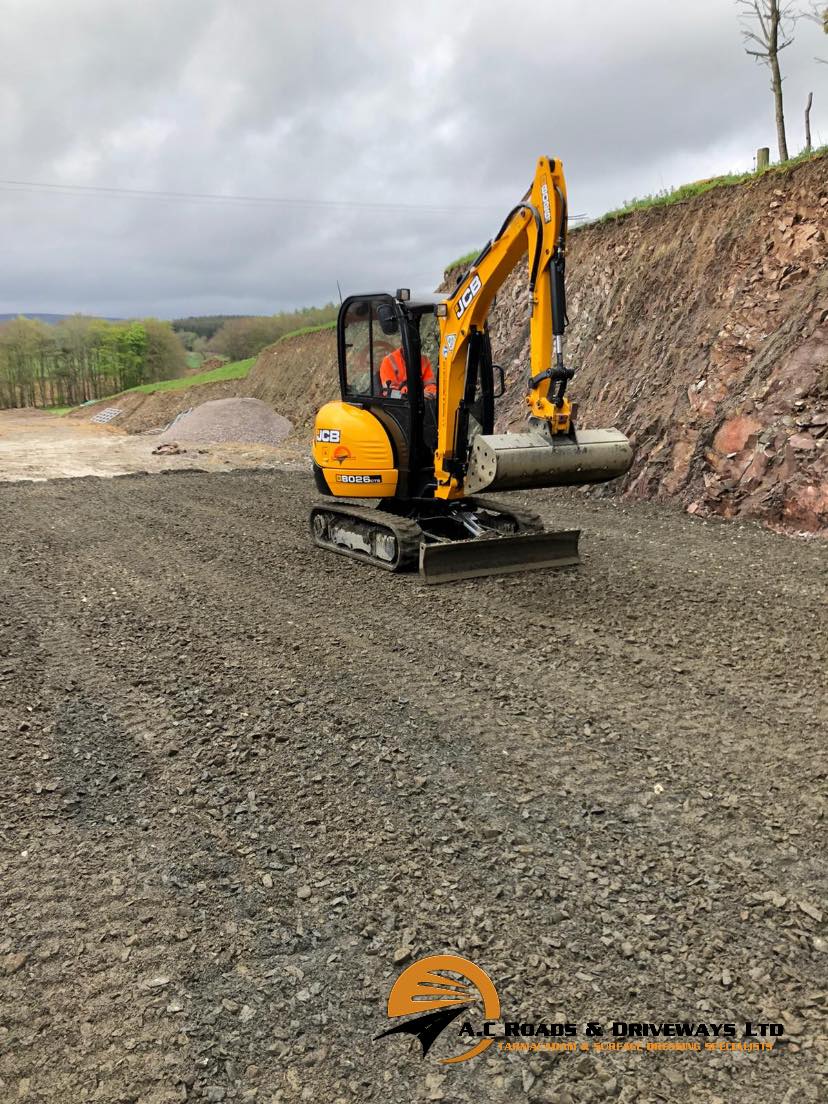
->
[91, 407, 123, 424]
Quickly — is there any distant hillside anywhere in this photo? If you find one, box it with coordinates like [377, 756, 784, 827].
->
[0, 312, 122, 324]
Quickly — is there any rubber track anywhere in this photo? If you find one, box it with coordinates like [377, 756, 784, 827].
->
[310, 502, 422, 572]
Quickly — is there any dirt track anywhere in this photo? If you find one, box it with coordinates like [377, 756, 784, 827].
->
[0, 409, 307, 482]
[1, 471, 826, 1104]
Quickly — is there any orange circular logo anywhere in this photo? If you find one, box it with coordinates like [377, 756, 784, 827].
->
[377, 954, 500, 1064]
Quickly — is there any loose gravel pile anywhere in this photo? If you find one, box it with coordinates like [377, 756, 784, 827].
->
[1, 472, 826, 1104]
[159, 397, 292, 446]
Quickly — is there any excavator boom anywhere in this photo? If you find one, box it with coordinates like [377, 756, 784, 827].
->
[433, 155, 631, 502]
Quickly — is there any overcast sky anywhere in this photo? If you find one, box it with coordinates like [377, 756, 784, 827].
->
[1, 0, 825, 318]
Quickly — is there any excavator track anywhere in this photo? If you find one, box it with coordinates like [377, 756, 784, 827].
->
[309, 503, 422, 572]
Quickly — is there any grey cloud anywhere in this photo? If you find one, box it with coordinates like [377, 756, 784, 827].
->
[0, 0, 825, 316]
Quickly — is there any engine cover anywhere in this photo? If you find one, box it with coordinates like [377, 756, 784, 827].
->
[312, 401, 398, 497]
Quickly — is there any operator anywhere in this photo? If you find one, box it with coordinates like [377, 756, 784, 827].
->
[379, 346, 437, 398]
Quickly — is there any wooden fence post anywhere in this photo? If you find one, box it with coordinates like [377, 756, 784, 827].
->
[756, 147, 770, 171]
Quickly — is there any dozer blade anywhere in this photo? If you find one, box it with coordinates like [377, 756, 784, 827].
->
[419, 529, 580, 585]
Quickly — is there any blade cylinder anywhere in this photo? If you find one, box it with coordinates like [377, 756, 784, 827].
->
[465, 428, 633, 494]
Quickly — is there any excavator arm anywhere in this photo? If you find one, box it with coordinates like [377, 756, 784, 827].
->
[434, 156, 576, 499]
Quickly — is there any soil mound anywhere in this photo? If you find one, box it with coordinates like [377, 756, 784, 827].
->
[159, 397, 291, 446]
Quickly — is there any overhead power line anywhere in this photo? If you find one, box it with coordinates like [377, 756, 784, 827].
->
[0, 177, 586, 220]
[0, 177, 504, 214]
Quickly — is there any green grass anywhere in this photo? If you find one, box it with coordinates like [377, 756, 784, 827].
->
[598, 145, 827, 223]
[125, 324, 335, 396]
[122, 325, 336, 397]
[445, 249, 480, 270]
[276, 320, 336, 340]
[38, 317, 339, 417]
[58, 324, 339, 413]
[61, 356, 257, 411]
[126, 356, 256, 394]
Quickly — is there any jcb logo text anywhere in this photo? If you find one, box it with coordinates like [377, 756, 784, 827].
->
[454, 274, 482, 320]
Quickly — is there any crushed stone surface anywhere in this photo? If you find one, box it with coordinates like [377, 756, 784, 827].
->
[0, 471, 826, 1103]
[159, 397, 292, 446]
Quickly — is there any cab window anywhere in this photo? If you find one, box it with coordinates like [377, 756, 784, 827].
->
[418, 311, 440, 393]
[342, 299, 402, 399]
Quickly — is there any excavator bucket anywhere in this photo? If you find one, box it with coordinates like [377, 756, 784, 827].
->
[419, 528, 580, 584]
[465, 428, 633, 495]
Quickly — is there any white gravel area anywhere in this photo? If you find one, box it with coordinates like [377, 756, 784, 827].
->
[159, 397, 292, 446]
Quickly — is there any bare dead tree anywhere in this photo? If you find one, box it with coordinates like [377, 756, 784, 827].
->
[800, 4, 827, 63]
[804, 91, 813, 149]
[738, 1, 796, 161]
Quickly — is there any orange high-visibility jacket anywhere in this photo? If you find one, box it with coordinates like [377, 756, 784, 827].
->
[379, 346, 437, 396]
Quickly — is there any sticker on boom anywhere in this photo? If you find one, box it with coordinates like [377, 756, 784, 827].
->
[336, 474, 382, 484]
[540, 182, 552, 223]
[441, 333, 458, 360]
[316, 428, 340, 443]
[454, 274, 482, 320]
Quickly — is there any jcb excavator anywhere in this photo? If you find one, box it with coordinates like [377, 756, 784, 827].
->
[310, 156, 632, 583]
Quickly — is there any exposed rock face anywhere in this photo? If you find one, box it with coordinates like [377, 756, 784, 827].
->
[445, 155, 828, 532]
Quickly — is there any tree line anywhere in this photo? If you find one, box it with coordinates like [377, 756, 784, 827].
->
[170, 314, 245, 342]
[0, 302, 339, 409]
[0, 315, 186, 409]
[173, 303, 338, 361]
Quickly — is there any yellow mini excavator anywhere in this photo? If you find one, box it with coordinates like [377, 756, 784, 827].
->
[310, 156, 633, 583]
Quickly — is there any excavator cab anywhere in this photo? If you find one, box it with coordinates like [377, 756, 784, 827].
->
[331, 291, 490, 499]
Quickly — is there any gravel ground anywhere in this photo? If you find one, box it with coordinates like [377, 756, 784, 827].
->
[159, 399, 292, 447]
[0, 470, 825, 1104]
